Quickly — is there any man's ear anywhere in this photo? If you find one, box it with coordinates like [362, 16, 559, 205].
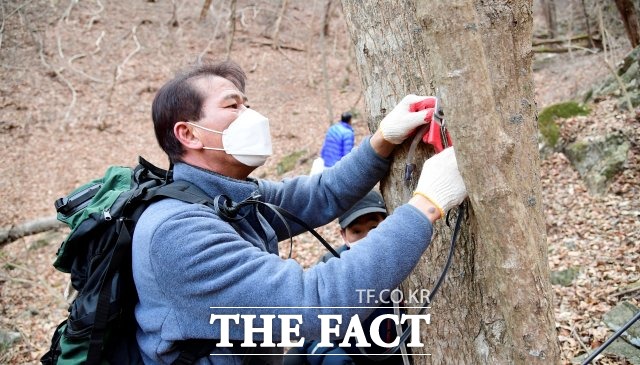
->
[174, 121, 203, 150]
[340, 229, 348, 242]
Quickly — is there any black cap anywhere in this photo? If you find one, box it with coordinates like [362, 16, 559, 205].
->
[341, 112, 352, 123]
[339, 191, 387, 229]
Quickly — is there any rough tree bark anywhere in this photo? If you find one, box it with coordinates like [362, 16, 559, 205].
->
[614, 0, 640, 48]
[340, 0, 560, 364]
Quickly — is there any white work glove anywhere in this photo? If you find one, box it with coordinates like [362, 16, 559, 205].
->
[414, 147, 467, 217]
[378, 95, 436, 144]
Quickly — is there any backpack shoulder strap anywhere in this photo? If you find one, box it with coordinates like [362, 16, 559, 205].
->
[137, 156, 172, 180]
[138, 180, 220, 364]
[144, 180, 214, 206]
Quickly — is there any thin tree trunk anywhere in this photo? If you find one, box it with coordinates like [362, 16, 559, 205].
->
[614, 0, 640, 48]
[597, 5, 635, 111]
[341, 0, 560, 363]
[320, 0, 333, 123]
[581, 0, 596, 48]
[225, 0, 237, 60]
[169, 0, 179, 27]
[271, 0, 289, 49]
[323, 0, 332, 37]
[541, 0, 558, 38]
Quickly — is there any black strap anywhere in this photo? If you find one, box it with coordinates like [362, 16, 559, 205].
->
[171, 339, 225, 365]
[144, 181, 213, 206]
[86, 219, 132, 364]
[146, 181, 341, 259]
[138, 156, 172, 180]
[214, 194, 340, 257]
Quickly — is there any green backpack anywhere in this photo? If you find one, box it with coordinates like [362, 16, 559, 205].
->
[41, 157, 216, 365]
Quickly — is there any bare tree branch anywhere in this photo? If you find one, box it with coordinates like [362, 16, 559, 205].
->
[115, 24, 142, 81]
[0, 0, 36, 51]
[276, 47, 294, 64]
[68, 53, 108, 83]
[92, 30, 105, 55]
[198, 1, 225, 60]
[569, 324, 591, 355]
[33, 31, 77, 123]
[85, 0, 104, 31]
[0, 216, 64, 248]
[532, 45, 593, 53]
[61, 0, 79, 25]
[97, 24, 142, 129]
[249, 52, 266, 73]
[199, 0, 213, 22]
[250, 39, 304, 52]
[532, 33, 592, 46]
[56, 31, 65, 59]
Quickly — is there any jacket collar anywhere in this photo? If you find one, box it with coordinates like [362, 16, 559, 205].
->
[172, 162, 260, 203]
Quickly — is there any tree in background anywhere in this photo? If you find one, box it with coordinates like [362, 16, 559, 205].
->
[541, 0, 559, 38]
[341, 0, 561, 363]
[613, 0, 640, 48]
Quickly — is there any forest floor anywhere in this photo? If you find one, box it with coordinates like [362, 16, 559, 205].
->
[0, 1, 638, 364]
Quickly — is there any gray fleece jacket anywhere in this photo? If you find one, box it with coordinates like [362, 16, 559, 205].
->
[132, 137, 434, 364]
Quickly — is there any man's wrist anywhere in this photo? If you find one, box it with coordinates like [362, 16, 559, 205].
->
[409, 194, 442, 223]
[369, 130, 396, 158]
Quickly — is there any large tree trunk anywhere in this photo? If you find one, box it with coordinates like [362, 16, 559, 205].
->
[340, 0, 560, 364]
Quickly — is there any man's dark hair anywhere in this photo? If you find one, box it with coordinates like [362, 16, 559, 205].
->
[152, 59, 247, 163]
[340, 112, 352, 123]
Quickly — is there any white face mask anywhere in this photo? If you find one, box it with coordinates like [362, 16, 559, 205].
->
[188, 108, 273, 167]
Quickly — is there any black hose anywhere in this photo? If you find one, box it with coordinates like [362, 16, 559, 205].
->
[581, 310, 640, 364]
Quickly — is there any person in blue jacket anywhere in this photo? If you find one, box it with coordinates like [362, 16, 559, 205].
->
[132, 59, 467, 365]
[320, 112, 355, 168]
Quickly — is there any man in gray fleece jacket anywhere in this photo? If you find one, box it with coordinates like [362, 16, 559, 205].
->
[132, 59, 467, 364]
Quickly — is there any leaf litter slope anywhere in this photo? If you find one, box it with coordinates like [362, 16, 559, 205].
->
[0, 1, 637, 364]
